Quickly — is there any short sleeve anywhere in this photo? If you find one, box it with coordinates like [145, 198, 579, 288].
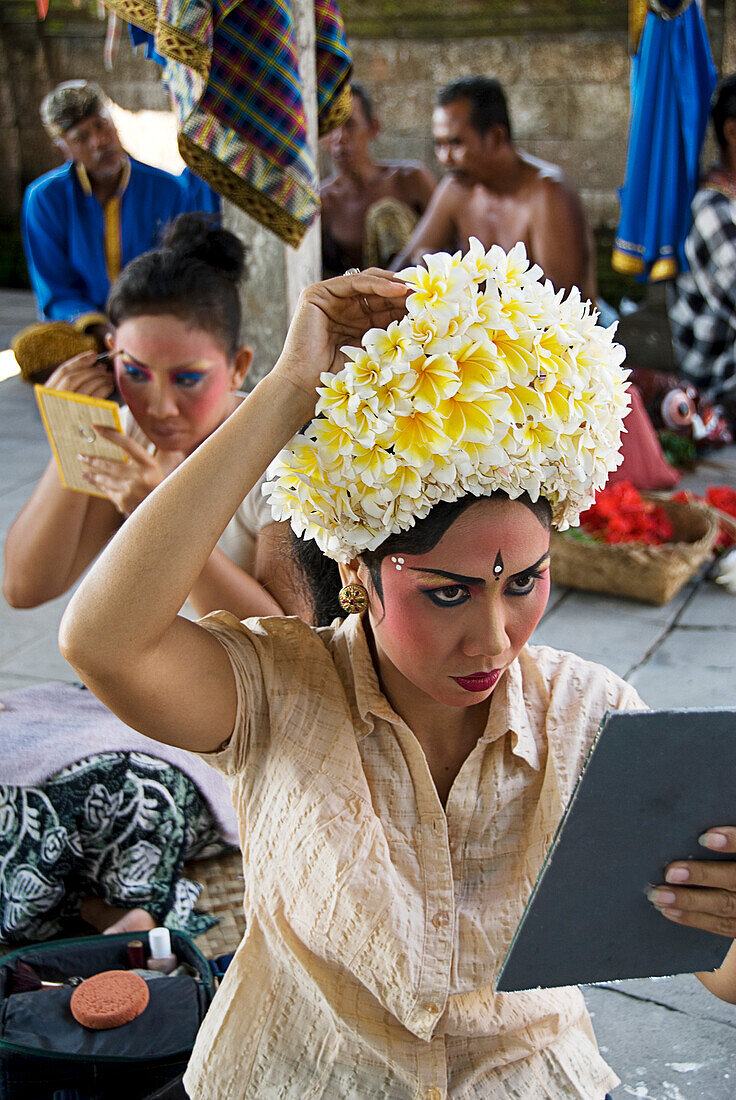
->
[192, 610, 272, 777]
[613, 680, 649, 713]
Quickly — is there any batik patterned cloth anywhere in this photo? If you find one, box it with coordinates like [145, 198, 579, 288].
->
[0, 752, 226, 945]
[668, 170, 736, 402]
[112, 0, 352, 245]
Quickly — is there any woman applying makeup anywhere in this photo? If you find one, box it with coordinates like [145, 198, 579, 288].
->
[59, 249, 736, 1099]
[3, 213, 297, 619]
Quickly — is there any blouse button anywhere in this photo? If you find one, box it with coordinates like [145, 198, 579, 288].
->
[431, 910, 450, 928]
[423, 1002, 440, 1015]
[423, 1089, 444, 1100]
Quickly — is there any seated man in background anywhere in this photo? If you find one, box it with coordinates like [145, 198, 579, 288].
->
[668, 74, 736, 425]
[320, 82, 436, 277]
[22, 80, 209, 332]
[394, 75, 596, 301]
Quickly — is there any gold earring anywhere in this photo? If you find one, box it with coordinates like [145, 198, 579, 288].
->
[338, 583, 368, 615]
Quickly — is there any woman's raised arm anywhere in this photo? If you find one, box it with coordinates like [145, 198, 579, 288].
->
[59, 272, 409, 753]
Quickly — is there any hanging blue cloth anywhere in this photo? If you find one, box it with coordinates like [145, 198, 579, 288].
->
[612, 0, 716, 281]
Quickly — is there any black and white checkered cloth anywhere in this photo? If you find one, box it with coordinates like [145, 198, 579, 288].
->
[668, 187, 736, 402]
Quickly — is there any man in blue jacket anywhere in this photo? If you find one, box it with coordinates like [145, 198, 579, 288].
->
[22, 80, 218, 330]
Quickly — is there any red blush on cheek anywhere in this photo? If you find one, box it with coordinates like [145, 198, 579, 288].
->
[174, 371, 231, 424]
[375, 566, 437, 649]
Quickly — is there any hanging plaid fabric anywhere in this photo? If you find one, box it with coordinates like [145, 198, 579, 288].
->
[107, 0, 352, 246]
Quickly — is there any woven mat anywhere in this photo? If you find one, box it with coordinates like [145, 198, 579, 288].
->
[186, 849, 246, 958]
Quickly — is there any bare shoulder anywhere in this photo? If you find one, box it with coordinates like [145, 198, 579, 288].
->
[522, 152, 584, 213]
[388, 161, 436, 206]
[427, 173, 464, 211]
[320, 174, 342, 202]
[389, 160, 434, 182]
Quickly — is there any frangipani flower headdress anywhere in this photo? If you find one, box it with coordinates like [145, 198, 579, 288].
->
[263, 239, 631, 563]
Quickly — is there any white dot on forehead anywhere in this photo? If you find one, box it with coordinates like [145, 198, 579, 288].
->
[395, 564, 402, 570]
[391, 556, 397, 562]
[397, 557, 404, 564]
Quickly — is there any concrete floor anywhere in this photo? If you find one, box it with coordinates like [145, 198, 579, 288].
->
[1, 292, 736, 1097]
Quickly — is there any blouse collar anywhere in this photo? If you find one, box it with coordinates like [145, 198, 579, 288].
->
[338, 614, 541, 770]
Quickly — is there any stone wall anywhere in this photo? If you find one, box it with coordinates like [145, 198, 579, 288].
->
[0, 18, 167, 203]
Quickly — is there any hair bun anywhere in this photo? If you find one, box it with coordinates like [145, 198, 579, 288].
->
[162, 212, 247, 283]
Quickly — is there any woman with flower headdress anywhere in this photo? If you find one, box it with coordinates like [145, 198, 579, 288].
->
[60, 245, 736, 1100]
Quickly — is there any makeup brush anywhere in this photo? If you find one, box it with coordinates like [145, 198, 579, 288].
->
[8, 960, 83, 995]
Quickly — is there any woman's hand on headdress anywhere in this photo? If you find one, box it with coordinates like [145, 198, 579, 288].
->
[275, 269, 409, 397]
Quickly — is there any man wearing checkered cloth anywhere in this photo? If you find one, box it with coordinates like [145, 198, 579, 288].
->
[669, 75, 736, 424]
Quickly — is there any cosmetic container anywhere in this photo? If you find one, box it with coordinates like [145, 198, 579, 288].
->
[126, 940, 146, 969]
[146, 927, 177, 975]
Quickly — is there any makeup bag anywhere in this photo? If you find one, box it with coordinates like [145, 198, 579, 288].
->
[0, 931, 214, 1100]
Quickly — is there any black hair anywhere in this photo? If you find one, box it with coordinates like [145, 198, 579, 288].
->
[350, 82, 376, 124]
[711, 74, 736, 150]
[291, 490, 552, 627]
[436, 76, 512, 140]
[106, 212, 248, 357]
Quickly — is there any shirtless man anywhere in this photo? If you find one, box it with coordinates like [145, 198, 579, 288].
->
[394, 76, 596, 300]
[320, 83, 436, 277]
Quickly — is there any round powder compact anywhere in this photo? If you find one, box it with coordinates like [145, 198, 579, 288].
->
[70, 969, 150, 1030]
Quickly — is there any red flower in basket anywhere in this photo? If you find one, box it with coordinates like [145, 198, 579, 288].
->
[579, 481, 674, 546]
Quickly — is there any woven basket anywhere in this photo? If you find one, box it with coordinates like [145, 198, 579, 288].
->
[185, 850, 245, 957]
[550, 499, 720, 606]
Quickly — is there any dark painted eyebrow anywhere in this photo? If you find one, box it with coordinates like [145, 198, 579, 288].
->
[521, 551, 551, 574]
[407, 551, 551, 586]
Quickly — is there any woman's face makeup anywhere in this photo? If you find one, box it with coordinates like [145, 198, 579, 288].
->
[112, 314, 238, 453]
[363, 497, 551, 711]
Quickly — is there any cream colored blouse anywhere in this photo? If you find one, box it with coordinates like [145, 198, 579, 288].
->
[183, 611, 646, 1100]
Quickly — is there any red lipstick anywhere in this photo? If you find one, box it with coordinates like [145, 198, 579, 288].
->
[452, 669, 501, 693]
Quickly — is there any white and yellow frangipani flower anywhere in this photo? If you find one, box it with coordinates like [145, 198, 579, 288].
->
[487, 241, 543, 290]
[461, 236, 496, 285]
[455, 340, 511, 398]
[392, 407, 453, 467]
[489, 331, 538, 386]
[362, 318, 418, 364]
[504, 384, 548, 426]
[409, 352, 462, 413]
[398, 250, 470, 304]
[307, 418, 358, 469]
[342, 348, 394, 392]
[511, 419, 562, 464]
[466, 289, 515, 340]
[377, 463, 425, 517]
[315, 373, 356, 424]
[533, 329, 578, 390]
[350, 441, 398, 487]
[437, 389, 512, 446]
[263, 241, 630, 561]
